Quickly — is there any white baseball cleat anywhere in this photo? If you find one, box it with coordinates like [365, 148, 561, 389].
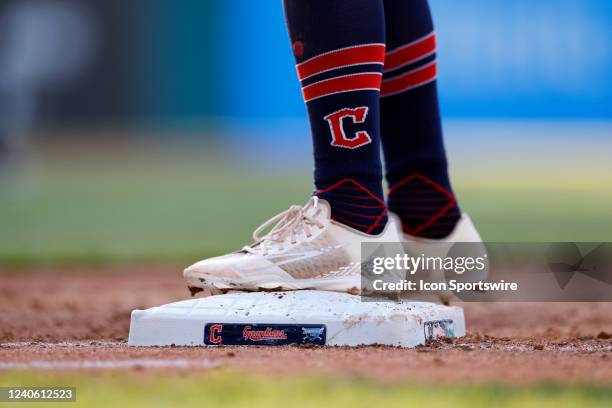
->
[399, 213, 487, 304]
[184, 197, 402, 295]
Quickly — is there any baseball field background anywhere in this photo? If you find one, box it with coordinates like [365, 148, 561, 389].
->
[2, 121, 612, 265]
[1, 0, 611, 406]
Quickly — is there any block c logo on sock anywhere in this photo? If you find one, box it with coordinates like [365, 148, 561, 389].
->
[324, 107, 372, 149]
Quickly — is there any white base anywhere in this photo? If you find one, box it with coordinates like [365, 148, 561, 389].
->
[128, 290, 465, 347]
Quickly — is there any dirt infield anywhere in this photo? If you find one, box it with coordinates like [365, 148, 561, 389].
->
[1, 267, 611, 384]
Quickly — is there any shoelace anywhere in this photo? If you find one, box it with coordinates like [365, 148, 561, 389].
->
[243, 197, 325, 256]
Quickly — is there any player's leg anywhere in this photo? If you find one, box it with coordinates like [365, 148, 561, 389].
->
[284, 0, 388, 235]
[381, 0, 477, 240]
[184, 0, 402, 294]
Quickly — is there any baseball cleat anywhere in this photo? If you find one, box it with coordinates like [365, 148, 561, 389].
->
[184, 196, 402, 295]
[400, 213, 487, 304]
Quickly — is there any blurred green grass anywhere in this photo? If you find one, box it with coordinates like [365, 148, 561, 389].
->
[2, 371, 611, 408]
[1, 133, 611, 265]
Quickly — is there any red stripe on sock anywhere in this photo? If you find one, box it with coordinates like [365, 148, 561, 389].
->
[302, 73, 382, 102]
[329, 193, 378, 200]
[334, 208, 384, 219]
[332, 215, 386, 230]
[315, 178, 387, 234]
[328, 202, 385, 209]
[389, 196, 452, 203]
[391, 205, 459, 212]
[399, 211, 461, 220]
[384, 32, 436, 73]
[317, 178, 385, 205]
[380, 62, 436, 97]
[297, 44, 385, 81]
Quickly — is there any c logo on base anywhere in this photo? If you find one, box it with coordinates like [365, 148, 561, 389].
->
[209, 324, 222, 344]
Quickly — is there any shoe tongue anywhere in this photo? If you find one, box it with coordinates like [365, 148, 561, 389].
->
[307, 197, 331, 220]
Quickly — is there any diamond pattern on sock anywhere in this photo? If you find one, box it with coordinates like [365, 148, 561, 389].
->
[315, 178, 387, 235]
[388, 174, 460, 238]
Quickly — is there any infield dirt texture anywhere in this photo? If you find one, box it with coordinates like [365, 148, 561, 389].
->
[1, 267, 611, 385]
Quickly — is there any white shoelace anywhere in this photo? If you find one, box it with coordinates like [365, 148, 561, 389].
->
[243, 197, 325, 256]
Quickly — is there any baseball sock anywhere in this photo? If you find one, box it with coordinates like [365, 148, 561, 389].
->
[283, 0, 388, 235]
[380, 0, 460, 239]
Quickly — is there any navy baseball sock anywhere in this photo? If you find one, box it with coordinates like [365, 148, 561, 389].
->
[283, 0, 388, 235]
[380, 0, 460, 239]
